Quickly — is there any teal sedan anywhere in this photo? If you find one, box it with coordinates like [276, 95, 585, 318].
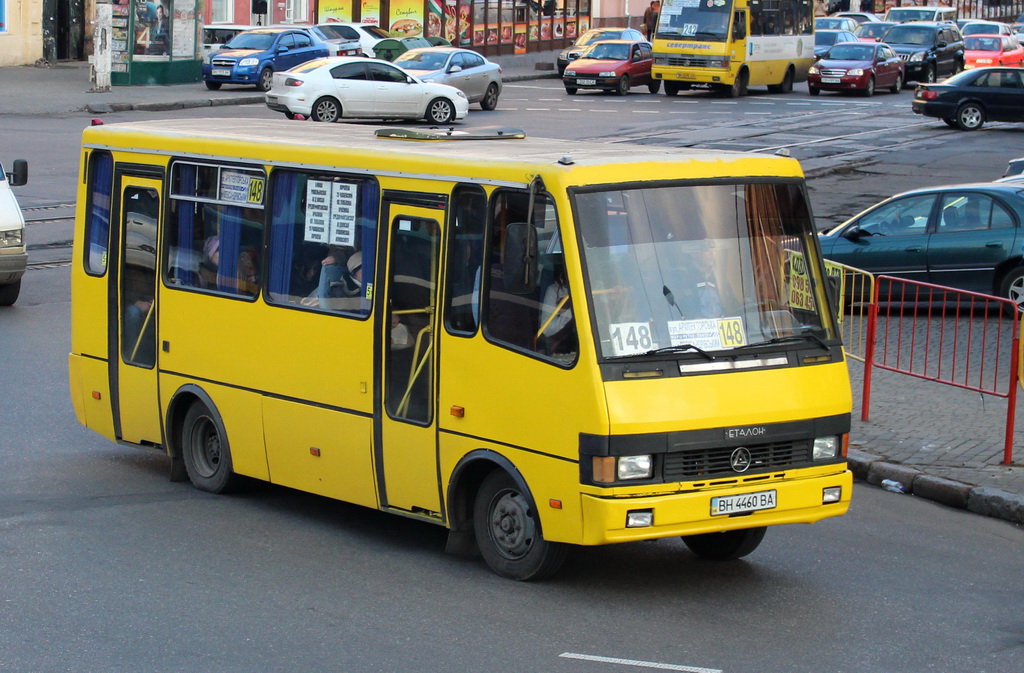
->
[818, 183, 1024, 307]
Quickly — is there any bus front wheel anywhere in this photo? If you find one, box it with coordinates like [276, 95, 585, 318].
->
[682, 526, 766, 560]
[727, 70, 748, 98]
[473, 470, 567, 580]
[181, 400, 237, 494]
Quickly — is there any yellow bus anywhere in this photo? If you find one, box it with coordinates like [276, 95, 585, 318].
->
[69, 119, 852, 580]
[652, 0, 816, 97]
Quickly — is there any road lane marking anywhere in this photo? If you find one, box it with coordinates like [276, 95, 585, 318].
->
[633, 110, 660, 114]
[559, 652, 722, 673]
[525, 108, 550, 110]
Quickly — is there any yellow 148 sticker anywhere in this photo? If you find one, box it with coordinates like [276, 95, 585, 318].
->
[717, 318, 746, 347]
[247, 177, 265, 205]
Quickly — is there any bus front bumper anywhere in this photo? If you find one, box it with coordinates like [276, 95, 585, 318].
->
[579, 467, 852, 545]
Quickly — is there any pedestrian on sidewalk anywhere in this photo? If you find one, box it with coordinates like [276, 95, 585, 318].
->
[642, 1, 660, 41]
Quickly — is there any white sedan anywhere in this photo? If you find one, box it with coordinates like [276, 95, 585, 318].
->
[265, 57, 469, 124]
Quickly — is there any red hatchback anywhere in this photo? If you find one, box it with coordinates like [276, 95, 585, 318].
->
[562, 40, 659, 96]
[964, 35, 1024, 69]
[808, 41, 905, 96]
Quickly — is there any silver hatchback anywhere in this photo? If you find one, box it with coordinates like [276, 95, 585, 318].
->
[393, 47, 502, 110]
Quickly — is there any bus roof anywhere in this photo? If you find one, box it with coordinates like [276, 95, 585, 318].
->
[82, 119, 803, 188]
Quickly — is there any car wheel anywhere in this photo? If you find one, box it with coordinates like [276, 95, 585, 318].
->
[181, 400, 237, 494]
[923, 64, 936, 84]
[890, 72, 903, 94]
[311, 96, 342, 122]
[204, 80, 222, 91]
[727, 69, 748, 98]
[862, 76, 875, 97]
[480, 83, 499, 110]
[257, 67, 274, 92]
[426, 97, 456, 124]
[808, 86, 820, 96]
[647, 78, 661, 94]
[0, 280, 21, 307]
[664, 81, 680, 96]
[1000, 267, 1024, 313]
[953, 58, 964, 74]
[472, 470, 567, 581]
[564, 86, 578, 95]
[682, 527, 767, 561]
[954, 102, 985, 131]
[615, 74, 630, 96]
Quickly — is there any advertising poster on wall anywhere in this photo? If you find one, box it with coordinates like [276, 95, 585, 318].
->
[132, 0, 171, 60]
[457, 0, 471, 45]
[361, 0, 381, 26]
[443, 0, 457, 42]
[171, 3, 195, 59]
[426, 0, 443, 37]
[514, 23, 526, 53]
[0, 0, 6, 33]
[318, 0, 353, 22]
[389, 0, 424, 36]
[486, 22, 498, 44]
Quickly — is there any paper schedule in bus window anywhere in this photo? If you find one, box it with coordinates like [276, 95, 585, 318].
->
[304, 179, 358, 246]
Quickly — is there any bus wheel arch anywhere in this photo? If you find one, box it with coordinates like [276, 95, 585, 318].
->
[166, 385, 237, 493]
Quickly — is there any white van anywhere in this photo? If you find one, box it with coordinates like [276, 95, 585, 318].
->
[201, 24, 256, 60]
[884, 6, 957, 24]
[0, 159, 28, 306]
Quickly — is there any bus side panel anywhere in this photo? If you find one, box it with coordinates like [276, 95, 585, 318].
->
[263, 397, 378, 509]
[161, 373, 270, 481]
[68, 353, 116, 441]
[438, 433, 586, 544]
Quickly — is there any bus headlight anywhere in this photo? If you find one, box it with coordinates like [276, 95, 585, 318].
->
[618, 455, 653, 480]
[709, 56, 730, 68]
[0, 228, 23, 248]
[813, 436, 839, 461]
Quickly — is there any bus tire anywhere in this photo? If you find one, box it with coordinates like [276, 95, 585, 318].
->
[664, 81, 680, 96]
[181, 400, 237, 494]
[768, 67, 793, 94]
[0, 280, 21, 306]
[473, 469, 567, 580]
[727, 69, 747, 98]
[682, 526, 766, 561]
[647, 78, 661, 94]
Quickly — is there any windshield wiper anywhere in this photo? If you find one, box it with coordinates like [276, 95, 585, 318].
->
[606, 344, 716, 361]
[737, 333, 829, 352]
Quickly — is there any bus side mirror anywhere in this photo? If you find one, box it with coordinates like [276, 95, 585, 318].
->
[503, 222, 539, 295]
[8, 159, 27, 187]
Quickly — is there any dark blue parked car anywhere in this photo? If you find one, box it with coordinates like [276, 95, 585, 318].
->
[203, 27, 328, 92]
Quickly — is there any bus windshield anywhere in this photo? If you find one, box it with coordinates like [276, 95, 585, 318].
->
[656, 0, 732, 40]
[576, 182, 835, 360]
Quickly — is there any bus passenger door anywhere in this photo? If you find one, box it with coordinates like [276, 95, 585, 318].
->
[375, 199, 444, 516]
[113, 177, 163, 445]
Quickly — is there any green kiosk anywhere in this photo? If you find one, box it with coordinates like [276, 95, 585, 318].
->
[109, 0, 203, 85]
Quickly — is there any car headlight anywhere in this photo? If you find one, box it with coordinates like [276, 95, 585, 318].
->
[848, 68, 864, 76]
[909, 51, 926, 62]
[813, 436, 839, 461]
[809, 65, 819, 74]
[0, 228, 24, 248]
[599, 70, 617, 77]
[239, 57, 259, 66]
[617, 455, 653, 480]
[565, 70, 575, 76]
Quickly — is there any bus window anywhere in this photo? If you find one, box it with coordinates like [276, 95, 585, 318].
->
[84, 151, 113, 276]
[484, 190, 577, 364]
[165, 161, 266, 298]
[264, 169, 379, 315]
[444, 184, 486, 335]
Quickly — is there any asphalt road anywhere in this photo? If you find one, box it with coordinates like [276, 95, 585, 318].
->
[2, 92, 1023, 673]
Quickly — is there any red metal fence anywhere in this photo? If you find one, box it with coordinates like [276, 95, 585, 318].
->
[861, 276, 1020, 465]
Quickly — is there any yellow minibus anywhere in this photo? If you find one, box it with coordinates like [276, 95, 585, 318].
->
[653, 0, 816, 97]
[69, 120, 852, 580]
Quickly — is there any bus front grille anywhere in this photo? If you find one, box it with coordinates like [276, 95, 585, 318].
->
[664, 56, 713, 68]
[663, 440, 812, 480]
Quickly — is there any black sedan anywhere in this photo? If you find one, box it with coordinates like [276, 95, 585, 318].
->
[818, 183, 1024, 308]
[912, 67, 1024, 130]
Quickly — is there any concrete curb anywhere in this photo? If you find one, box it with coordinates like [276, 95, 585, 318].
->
[847, 449, 1024, 524]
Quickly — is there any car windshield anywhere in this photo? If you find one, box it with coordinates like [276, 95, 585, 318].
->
[224, 32, 276, 50]
[882, 26, 935, 45]
[656, 2, 730, 40]
[856, 23, 891, 38]
[395, 50, 449, 69]
[827, 43, 874, 59]
[886, 8, 936, 22]
[576, 29, 620, 46]
[576, 182, 835, 360]
[816, 18, 848, 29]
[816, 31, 841, 46]
[961, 23, 999, 35]
[583, 43, 630, 60]
[965, 36, 1002, 50]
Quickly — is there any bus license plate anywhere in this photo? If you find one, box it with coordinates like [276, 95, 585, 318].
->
[212, 68, 231, 77]
[577, 78, 596, 85]
[711, 490, 777, 516]
[821, 77, 841, 84]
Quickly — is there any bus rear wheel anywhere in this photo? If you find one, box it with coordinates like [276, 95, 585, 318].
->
[473, 470, 567, 580]
[181, 400, 237, 494]
[682, 526, 766, 560]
